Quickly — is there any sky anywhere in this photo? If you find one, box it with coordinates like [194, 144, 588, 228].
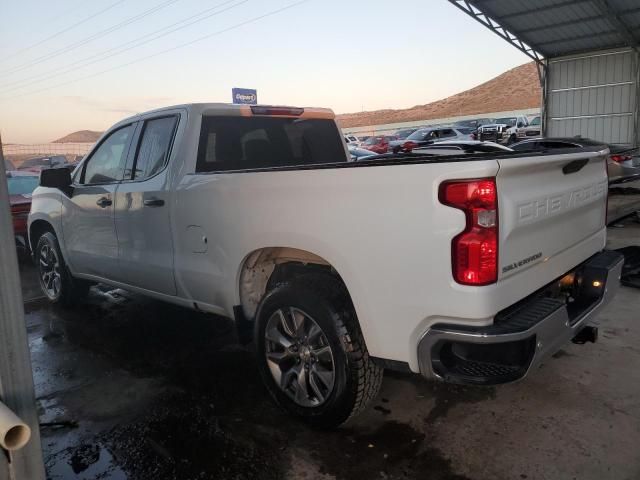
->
[0, 0, 529, 143]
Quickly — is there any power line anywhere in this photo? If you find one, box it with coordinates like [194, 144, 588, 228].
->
[0, 0, 128, 64]
[0, 0, 310, 102]
[0, 0, 247, 93]
[0, 0, 181, 78]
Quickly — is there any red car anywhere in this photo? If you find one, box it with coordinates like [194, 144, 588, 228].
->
[7, 171, 39, 254]
[361, 135, 398, 154]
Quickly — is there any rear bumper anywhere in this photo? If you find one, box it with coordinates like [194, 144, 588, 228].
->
[417, 250, 624, 385]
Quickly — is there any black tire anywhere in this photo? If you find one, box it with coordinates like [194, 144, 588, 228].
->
[508, 134, 517, 145]
[255, 273, 383, 428]
[35, 232, 91, 305]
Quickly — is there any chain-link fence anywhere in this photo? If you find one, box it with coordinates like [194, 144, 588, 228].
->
[3, 143, 94, 157]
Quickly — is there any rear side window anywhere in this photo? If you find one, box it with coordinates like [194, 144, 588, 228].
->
[133, 116, 178, 180]
[196, 116, 346, 172]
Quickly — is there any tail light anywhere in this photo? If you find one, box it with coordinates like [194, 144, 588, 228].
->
[439, 178, 498, 285]
[609, 154, 631, 163]
[403, 141, 417, 152]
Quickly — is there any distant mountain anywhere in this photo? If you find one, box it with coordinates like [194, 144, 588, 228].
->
[53, 130, 103, 143]
[337, 62, 540, 128]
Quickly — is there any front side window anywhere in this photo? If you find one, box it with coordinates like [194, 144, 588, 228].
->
[196, 116, 346, 172]
[81, 125, 134, 184]
[133, 116, 178, 180]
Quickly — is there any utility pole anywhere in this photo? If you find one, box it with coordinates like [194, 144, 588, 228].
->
[0, 135, 45, 480]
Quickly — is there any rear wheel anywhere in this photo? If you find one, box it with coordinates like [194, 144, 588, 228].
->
[255, 274, 383, 428]
[36, 232, 90, 305]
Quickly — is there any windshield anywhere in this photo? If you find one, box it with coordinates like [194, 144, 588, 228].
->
[8, 176, 39, 195]
[495, 117, 517, 126]
[406, 129, 431, 141]
[363, 136, 382, 145]
[530, 116, 541, 126]
[394, 129, 416, 139]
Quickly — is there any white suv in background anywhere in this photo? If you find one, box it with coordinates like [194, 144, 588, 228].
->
[344, 134, 360, 147]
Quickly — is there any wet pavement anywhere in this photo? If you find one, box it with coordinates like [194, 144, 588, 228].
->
[19, 217, 640, 479]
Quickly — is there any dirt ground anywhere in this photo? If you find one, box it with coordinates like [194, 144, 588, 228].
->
[19, 217, 640, 480]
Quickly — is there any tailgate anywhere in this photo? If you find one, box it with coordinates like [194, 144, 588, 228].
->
[497, 149, 608, 281]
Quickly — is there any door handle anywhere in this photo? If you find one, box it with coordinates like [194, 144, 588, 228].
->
[143, 198, 165, 207]
[96, 197, 112, 208]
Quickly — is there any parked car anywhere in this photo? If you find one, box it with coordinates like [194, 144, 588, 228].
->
[4, 158, 16, 170]
[477, 115, 529, 145]
[344, 134, 360, 147]
[389, 126, 475, 153]
[7, 171, 39, 254]
[453, 118, 494, 129]
[510, 137, 640, 223]
[393, 127, 420, 140]
[410, 140, 512, 155]
[30, 103, 622, 427]
[360, 135, 398, 154]
[517, 115, 542, 139]
[18, 155, 67, 172]
[348, 146, 376, 161]
[355, 141, 511, 161]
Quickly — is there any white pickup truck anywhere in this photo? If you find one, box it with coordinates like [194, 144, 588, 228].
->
[29, 103, 623, 427]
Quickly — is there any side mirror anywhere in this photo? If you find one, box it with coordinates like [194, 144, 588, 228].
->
[40, 166, 72, 190]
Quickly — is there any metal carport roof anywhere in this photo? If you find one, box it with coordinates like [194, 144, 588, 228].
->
[449, 0, 640, 61]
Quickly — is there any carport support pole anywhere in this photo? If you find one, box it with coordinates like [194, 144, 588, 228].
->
[0, 136, 45, 480]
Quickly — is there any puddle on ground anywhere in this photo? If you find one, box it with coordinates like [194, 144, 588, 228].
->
[307, 420, 471, 480]
[46, 442, 126, 480]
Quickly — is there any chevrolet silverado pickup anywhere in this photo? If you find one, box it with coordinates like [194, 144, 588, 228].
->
[29, 103, 623, 427]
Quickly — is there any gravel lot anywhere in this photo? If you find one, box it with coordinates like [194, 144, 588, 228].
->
[20, 218, 640, 480]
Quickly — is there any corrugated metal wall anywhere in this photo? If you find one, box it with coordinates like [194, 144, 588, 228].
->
[547, 49, 638, 146]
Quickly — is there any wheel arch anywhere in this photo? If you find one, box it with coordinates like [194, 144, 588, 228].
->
[237, 247, 348, 322]
[29, 218, 57, 253]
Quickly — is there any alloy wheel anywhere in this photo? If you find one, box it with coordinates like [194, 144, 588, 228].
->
[264, 307, 335, 407]
[38, 243, 61, 299]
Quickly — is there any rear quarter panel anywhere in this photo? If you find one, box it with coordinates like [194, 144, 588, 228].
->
[173, 159, 500, 371]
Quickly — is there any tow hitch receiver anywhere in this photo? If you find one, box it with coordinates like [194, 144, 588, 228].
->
[572, 326, 598, 344]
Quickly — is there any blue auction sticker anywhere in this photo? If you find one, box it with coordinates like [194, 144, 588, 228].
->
[232, 88, 257, 105]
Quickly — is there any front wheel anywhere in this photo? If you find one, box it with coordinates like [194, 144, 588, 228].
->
[36, 232, 90, 305]
[255, 274, 383, 428]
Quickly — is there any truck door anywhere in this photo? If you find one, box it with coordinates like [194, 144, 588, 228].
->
[113, 114, 179, 295]
[61, 124, 136, 279]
